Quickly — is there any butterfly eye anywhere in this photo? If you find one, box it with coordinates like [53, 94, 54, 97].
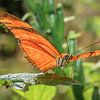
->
[65, 55, 73, 60]
[65, 55, 70, 60]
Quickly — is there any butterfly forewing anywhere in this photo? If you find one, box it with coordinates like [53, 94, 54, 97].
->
[0, 11, 61, 58]
[20, 39, 57, 71]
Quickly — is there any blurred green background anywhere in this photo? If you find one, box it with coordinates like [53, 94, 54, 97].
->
[0, 0, 100, 100]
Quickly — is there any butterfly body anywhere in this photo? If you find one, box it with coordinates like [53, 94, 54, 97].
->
[0, 11, 100, 72]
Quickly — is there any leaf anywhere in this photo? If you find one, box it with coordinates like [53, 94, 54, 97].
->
[37, 73, 80, 85]
[0, 73, 79, 88]
[14, 85, 56, 100]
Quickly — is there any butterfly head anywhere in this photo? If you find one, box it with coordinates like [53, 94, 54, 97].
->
[64, 54, 73, 62]
[56, 54, 73, 67]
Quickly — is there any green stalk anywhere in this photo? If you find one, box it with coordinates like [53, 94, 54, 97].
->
[56, 4, 64, 43]
[92, 86, 100, 100]
[67, 31, 85, 100]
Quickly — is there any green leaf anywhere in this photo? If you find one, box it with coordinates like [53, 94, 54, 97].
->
[14, 85, 56, 100]
[37, 73, 80, 85]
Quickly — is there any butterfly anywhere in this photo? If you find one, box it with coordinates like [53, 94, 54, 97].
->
[0, 11, 100, 72]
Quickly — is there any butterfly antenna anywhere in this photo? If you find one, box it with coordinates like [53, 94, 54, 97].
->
[74, 40, 100, 54]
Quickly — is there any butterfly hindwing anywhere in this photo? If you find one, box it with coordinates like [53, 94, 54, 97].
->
[69, 50, 100, 62]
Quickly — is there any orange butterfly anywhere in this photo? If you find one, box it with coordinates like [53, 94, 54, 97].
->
[0, 11, 100, 72]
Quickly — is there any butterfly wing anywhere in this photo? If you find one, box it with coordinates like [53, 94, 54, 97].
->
[69, 50, 100, 62]
[20, 39, 58, 72]
[0, 11, 61, 57]
[0, 11, 62, 71]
